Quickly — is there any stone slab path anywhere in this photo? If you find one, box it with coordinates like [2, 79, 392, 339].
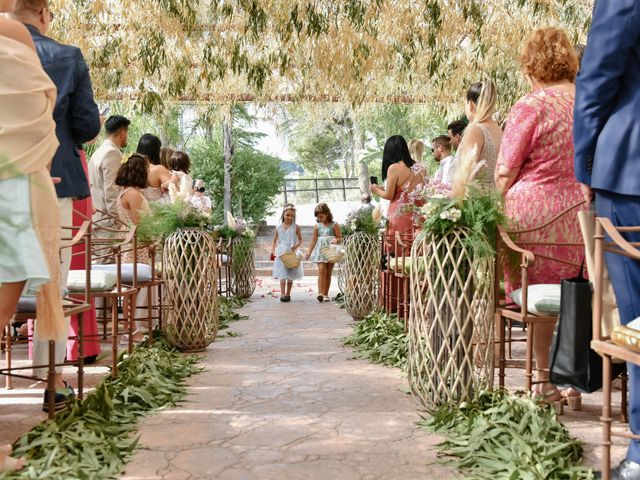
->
[121, 278, 453, 480]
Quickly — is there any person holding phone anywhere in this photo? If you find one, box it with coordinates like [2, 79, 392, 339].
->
[371, 135, 425, 316]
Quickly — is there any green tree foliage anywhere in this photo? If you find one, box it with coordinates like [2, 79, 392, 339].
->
[190, 136, 284, 225]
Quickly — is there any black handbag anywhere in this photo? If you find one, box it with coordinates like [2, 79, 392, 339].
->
[549, 263, 603, 393]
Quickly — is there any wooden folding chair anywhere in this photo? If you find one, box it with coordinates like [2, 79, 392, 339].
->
[1, 221, 92, 419]
[496, 201, 585, 392]
[591, 216, 640, 480]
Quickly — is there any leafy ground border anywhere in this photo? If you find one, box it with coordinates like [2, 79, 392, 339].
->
[1, 297, 249, 480]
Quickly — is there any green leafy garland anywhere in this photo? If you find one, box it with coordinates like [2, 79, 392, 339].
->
[1, 334, 201, 480]
[420, 389, 593, 479]
[344, 310, 408, 370]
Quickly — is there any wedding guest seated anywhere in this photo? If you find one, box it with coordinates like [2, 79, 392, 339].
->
[137, 133, 171, 203]
[160, 147, 174, 170]
[168, 151, 194, 202]
[189, 179, 212, 215]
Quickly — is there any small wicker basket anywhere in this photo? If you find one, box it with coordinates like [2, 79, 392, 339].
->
[320, 245, 344, 263]
[279, 251, 301, 269]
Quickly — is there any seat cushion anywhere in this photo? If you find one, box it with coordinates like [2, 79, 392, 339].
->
[17, 289, 68, 313]
[93, 263, 153, 283]
[510, 284, 561, 316]
[67, 270, 117, 292]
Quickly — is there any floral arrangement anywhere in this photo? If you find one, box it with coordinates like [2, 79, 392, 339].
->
[210, 212, 255, 240]
[137, 200, 210, 242]
[416, 146, 507, 258]
[341, 204, 384, 237]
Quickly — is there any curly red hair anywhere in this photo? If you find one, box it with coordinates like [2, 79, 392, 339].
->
[520, 27, 579, 83]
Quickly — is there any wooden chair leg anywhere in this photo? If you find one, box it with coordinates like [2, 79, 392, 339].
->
[5, 324, 12, 390]
[146, 285, 153, 346]
[498, 313, 506, 388]
[77, 312, 84, 401]
[525, 321, 534, 393]
[111, 299, 118, 378]
[46, 340, 56, 420]
[127, 296, 134, 354]
[621, 370, 629, 423]
[158, 283, 163, 331]
[602, 354, 613, 480]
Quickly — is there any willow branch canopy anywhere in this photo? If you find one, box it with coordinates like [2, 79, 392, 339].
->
[52, 0, 594, 115]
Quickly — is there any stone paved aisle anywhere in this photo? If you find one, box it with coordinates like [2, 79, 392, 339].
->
[121, 278, 454, 480]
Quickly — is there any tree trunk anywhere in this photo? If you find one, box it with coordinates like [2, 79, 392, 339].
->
[354, 125, 369, 196]
[223, 111, 234, 224]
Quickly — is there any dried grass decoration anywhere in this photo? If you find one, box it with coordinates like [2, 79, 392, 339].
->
[279, 251, 301, 269]
[407, 143, 503, 408]
[343, 232, 380, 320]
[163, 228, 219, 352]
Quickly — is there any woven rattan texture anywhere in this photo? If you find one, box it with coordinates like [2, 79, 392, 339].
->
[163, 228, 219, 352]
[231, 236, 256, 299]
[408, 230, 494, 409]
[343, 232, 380, 320]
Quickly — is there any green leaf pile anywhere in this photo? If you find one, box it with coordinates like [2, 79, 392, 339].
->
[1, 334, 201, 480]
[420, 389, 594, 480]
[344, 310, 408, 369]
[218, 296, 249, 333]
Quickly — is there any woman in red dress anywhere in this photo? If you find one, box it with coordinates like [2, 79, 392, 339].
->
[371, 136, 425, 316]
[67, 148, 101, 362]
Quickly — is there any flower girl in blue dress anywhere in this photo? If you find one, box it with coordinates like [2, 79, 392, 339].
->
[270, 204, 304, 302]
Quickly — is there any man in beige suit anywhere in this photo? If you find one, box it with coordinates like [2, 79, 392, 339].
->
[88, 115, 130, 234]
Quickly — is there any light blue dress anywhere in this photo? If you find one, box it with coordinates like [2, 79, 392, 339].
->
[0, 175, 50, 295]
[310, 222, 337, 263]
[273, 223, 304, 281]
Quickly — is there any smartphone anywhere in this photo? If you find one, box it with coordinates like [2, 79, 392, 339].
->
[370, 176, 378, 185]
[100, 107, 110, 116]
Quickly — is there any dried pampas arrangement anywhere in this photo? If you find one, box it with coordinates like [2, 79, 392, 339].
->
[450, 144, 487, 200]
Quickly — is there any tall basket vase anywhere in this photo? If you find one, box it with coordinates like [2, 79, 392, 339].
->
[163, 228, 219, 352]
[343, 232, 380, 320]
[231, 235, 256, 299]
[408, 229, 494, 409]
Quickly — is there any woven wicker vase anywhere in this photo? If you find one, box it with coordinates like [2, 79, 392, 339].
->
[163, 228, 219, 352]
[408, 229, 494, 409]
[231, 235, 256, 299]
[343, 232, 380, 320]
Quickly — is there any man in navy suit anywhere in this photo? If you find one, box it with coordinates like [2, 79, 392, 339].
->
[574, 1, 640, 478]
[11, 0, 100, 412]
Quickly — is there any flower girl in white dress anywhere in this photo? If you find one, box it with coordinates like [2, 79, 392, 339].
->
[270, 204, 304, 302]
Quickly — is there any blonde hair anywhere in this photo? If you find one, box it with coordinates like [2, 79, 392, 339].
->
[467, 78, 497, 125]
[408, 139, 425, 164]
[280, 203, 296, 224]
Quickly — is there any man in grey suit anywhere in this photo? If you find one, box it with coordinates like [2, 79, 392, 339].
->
[88, 115, 131, 235]
[574, 1, 640, 478]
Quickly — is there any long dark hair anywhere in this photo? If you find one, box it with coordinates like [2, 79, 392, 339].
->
[136, 134, 162, 165]
[381, 135, 414, 181]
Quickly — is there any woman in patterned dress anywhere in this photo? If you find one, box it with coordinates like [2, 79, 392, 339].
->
[495, 27, 584, 404]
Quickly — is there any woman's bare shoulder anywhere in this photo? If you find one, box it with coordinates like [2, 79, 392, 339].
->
[0, 18, 36, 50]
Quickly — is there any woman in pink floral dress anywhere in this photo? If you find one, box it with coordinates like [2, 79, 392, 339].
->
[495, 27, 584, 403]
